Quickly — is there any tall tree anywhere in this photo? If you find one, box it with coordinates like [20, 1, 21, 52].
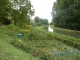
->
[51, 0, 80, 30]
[34, 16, 40, 23]
[0, 0, 12, 25]
[34, 16, 49, 25]
[11, 0, 34, 27]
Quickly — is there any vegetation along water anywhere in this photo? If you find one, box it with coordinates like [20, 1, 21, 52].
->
[0, 0, 80, 60]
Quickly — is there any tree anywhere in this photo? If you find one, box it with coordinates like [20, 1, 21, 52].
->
[43, 19, 48, 25]
[51, 0, 80, 30]
[34, 16, 40, 23]
[0, 0, 12, 25]
[11, 0, 34, 27]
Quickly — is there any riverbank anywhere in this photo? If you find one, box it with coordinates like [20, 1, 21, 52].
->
[0, 25, 80, 60]
[0, 39, 40, 60]
[35, 26, 80, 50]
[50, 25, 80, 39]
[0, 25, 40, 60]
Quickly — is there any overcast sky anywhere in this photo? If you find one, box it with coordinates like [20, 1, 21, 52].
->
[30, 0, 56, 23]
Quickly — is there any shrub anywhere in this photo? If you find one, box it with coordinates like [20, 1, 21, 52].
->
[19, 29, 30, 34]
[19, 25, 32, 34]
[42, 25, 48, 30]
[25, 25, 32, 30]
[10, 39, 23, 48]
[36, 23, 42, 26]
[7, 24, 19, 31]
[40, 53, 53, 60]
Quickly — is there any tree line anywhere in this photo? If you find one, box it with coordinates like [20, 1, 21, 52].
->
[0, 0, 34, 28]
[51, 0, 80, 30]
[34, 16, 48, 26]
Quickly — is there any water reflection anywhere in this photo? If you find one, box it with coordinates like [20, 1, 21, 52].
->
[48, 26, 53, 32]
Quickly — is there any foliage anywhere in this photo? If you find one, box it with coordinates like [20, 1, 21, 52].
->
[11, 0, 35, 27]
[53, 32, 80, 50]
[51, 0, 80, 30]
[34, 16, 40, 23]
[24, 28, 54, 40]
[0, 39, 40, 60]
[0, 25, 80, 60]
[0, 0, 12, 25]
[50, 22, 54, 25]
[34, 16, 49, 26]
[0, 0, 35, 28]
[42, 25, 48, 30]
[25, 25, 32, 29]
[51, 26, 80, 39]
[40, 18, 48, 25]
[0, 25, 40, 60]
[7, 24, 19, 31]
[19, 25, 32, 34]
[10, 39, 80, 60]
[19, 29, 30, 34]
[36, 26, 80, 50]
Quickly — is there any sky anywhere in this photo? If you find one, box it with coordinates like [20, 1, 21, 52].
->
[30, 0, 56, 23]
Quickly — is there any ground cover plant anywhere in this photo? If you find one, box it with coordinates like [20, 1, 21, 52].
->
[0, 25, 80, 60]
[0, 25, 40, 60]
[0, 39, 40, 60]
[10, 39, 80, 60]
[36, 26, 80, 50]
[51, 26, 80, 39]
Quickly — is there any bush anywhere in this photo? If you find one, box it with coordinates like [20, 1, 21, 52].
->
[7, 24, 19, 31]
[42, 25, 48, 30]
[19, 29, 30, 34]
[35, 23, 42, 26]
[19, 25, 32, 34]
[23, 28, 54, 40]
[25, 25, 32, 30]
[40, 53, 53, 60]
[1, 18, 11, 25]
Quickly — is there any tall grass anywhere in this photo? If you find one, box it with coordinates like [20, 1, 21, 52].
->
[35, 26, 80, 50]
[0, 25, 80, 60]
[53, 32, 80, 50]
[9, 25, 80, 60]
[51, 26, 80, 39]
[23, 28, 54, 40]
[0, 39, 40, 60]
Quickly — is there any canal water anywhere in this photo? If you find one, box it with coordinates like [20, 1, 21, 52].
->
[48, 26, 53, 32]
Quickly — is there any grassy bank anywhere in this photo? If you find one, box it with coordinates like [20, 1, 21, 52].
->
[0, 25, 80, 60]
[51, 25, 80, 39]
[35, 26, 80, 50]
[0, 39, 40, 60]
[0, 25, 40, 60]
[21, 40, 80, 60]
[9, 31, 80, 60]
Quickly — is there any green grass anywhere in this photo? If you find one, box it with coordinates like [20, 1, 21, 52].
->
[0, 39, 40, 60]
[0, 25, 80, 60]
[51, 25, 80, 39]
[19, 40, 80, 60]
[9, 38, 80, 60]
[14, 26, 80, 60]
[35, 26, 80, 49]
[0, 25, 40, 60]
